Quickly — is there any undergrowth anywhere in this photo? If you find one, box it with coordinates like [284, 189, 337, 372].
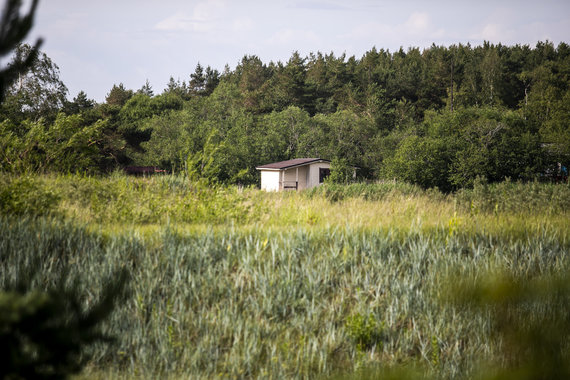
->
[0, 173, 567, 236]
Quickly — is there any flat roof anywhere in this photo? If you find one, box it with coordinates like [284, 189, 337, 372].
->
[256, 158, 330, 170]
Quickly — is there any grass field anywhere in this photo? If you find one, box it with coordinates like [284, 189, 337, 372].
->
[1, 174, 569, 379]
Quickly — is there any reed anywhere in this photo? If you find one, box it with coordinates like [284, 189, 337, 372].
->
[0, 173, 568, 379]
[0, 173, 567, 238]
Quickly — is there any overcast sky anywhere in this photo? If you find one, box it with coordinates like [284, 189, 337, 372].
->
[21, 0, 570, 102]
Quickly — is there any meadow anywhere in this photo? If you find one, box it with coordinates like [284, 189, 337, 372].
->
[1, 173, 569, 379]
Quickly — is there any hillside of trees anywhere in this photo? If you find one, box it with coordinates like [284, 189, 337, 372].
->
[1, 41, 569, 190]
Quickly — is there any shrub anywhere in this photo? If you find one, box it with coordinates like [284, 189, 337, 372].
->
[345, 313, 384, 351]
[0, 175, 60, 216]
[328, 158, 355, 184]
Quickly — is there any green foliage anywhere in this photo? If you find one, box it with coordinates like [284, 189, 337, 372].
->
[1, 212, 568, 379]
[0, 273, 128, 380]
[1, 17, 569, 379]
[539, 90, 570, 164]
[188, 63, 220, 97]
[64, 90, 95, 115]
[381, 107, 545, 190]
[115, 92, 184, 155]
[105, 83, 132, 107]
[328, 157, 355, 184]
[2, 41, 570, 187]
[0, 175, 59, 215]
[305, 180, 425, 202]
[0, 175, 568, 378]
[308, 110, 376, 170]
[326, 365, 429, 380]
[0, 0, 42, 103]
[455, 177, 570, 215]
[447, 270, 570, 379]
[139, 108, 194, 172]
[52, 173, 265, 224]
[381, 135, 451, 191]
[0, 113, 104, 173]
[138, 79, 154, 97]
[0, 218, 129, 379]
[1, 173, 566, 230]
[2, 43, 68, 122]
[260, 105, 310, 161]
[345, 313, 384, 351]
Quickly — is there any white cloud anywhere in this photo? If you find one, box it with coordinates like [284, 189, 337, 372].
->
[154, 0, 228, 33]
[479, 24, 501, 40]
[289, 0, 352, 11]
[193, 0, 225, 20]
[474, 23, 515, 42]
[192, 0, 226, 32]
[404, 12, 430, 34]
[342, 11, 446, 49]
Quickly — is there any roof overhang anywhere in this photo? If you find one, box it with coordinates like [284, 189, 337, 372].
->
[256, 158, 330, 171]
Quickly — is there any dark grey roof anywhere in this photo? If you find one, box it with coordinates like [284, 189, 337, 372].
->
[256, 158, 330, 170]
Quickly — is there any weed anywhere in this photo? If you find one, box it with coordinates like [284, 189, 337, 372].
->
[345, 313, 384, 351]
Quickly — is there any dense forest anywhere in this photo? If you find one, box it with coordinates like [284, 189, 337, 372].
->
[1, 41, 569, 190]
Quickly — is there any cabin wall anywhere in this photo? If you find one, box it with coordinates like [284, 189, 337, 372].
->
[307, 162, 331, 188]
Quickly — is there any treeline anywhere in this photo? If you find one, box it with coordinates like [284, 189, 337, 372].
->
[1, 41, 569, 190]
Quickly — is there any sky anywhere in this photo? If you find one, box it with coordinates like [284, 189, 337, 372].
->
[19, 0, 570, 102]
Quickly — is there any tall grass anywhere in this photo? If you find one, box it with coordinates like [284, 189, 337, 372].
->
[0, 173, 568, 237]
[1, 174, 568, 378]
[1, 216, 568, 379]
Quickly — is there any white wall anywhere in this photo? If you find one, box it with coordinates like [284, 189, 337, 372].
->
[260, 170, 280, 191]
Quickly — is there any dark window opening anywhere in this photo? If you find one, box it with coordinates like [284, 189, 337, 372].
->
[319, 168, 330, 183]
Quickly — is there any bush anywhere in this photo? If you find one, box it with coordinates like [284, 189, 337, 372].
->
[345, 313, 384, 351]
[0, 175, 60, 216]
[328, 158, 355, 184]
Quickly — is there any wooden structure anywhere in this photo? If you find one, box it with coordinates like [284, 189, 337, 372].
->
[256, 158, 331, 191]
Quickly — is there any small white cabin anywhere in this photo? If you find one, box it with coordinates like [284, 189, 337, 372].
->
[256, 158, 331, 191]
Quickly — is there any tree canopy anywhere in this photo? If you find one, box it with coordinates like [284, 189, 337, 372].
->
[1, 40, 569, 189]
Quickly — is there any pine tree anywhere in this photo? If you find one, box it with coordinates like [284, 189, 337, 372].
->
[189, 62, 206, 95]
[204, 65, 220, 95]
[138, 79, 154, 97]
[105, 83, 133, 107]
